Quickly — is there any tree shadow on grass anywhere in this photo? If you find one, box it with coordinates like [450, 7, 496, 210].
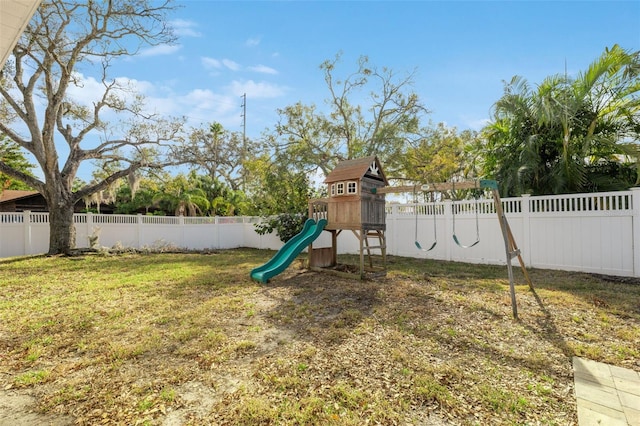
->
[0, 254, 48, 265]
[259, 268, 385, 346]
[528, 269, 640, 321]
[257, 265, 581, 410]
[522, 287, 575, 359]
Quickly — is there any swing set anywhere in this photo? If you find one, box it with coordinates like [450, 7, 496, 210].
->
[304, 156, 530, 319]
[413, 183, 482, 251]
[378, 179, 533, 319]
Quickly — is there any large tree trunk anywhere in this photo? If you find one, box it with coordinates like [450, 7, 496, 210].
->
[47, 198, 77, 255]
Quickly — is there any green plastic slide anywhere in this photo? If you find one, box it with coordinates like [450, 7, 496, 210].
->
[250, 218, 328, 283]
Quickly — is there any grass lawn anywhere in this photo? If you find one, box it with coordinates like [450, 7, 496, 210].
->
[0, 249, 638, 425]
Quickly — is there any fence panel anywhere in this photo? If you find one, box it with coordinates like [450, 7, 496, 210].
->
[1, 189, 638, 277]
[528, 215, 634, 276]
[216, 223, 245, 249]
[384, 191, 635, 276]
[387, 200, 520, 266]
[523, 191, 635, 276]
[0, 217, 26, 257]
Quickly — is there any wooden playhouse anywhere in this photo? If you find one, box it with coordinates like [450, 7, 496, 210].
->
[308, 155, 389, 278]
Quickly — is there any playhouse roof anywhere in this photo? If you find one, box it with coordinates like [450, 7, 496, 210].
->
[324, 155, 388, 185]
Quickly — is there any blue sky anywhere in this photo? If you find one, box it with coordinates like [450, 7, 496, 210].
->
[29, 0, 637, 182]
[107, 0, 640, 142]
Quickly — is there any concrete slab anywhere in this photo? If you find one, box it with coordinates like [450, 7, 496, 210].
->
[619, 390, 640, 410]
[574, 357, 613, 379]
[573, 357, 640, 426]
[624, 406, 640, 426]
[576, 397, 627, 421]
[611, 365, 640, 381]
[575, 372, 617, 394]
[615, 377, 640, 397]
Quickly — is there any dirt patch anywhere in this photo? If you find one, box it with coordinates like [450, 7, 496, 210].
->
[0, 389, 73, 426]
[160, 381, 220, 425]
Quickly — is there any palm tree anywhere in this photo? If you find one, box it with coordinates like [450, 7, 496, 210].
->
[153, 174, 210, 216]
[482, 45, 640, 195]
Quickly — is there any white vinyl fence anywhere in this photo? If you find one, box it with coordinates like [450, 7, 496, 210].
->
[385, 190, 636, 277]
[2, 188, 639, 278]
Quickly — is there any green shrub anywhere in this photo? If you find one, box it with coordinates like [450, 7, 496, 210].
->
[254, 212, 307, 243]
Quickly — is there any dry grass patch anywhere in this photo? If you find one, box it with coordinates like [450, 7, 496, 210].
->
[0, 249, 638, 425]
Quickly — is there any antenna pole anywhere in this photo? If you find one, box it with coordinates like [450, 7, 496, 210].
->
[240, 93, 246, 143]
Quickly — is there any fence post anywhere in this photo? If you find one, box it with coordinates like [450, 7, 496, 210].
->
[521, 194, 532, 266]
[215, 216, 220, 249]
[86, 212, 93, 248]
[23, 210, 31, 255]
[444, 200, 453, 261]
[178, 215, 185, 248]
[387, 204, 397, 256]
[631, 187, 640, 278]
[137, 214, 143, 249]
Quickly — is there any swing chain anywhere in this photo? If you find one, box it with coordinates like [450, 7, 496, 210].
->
[414, 186, 437, 252]
[451, 182, 481, 249]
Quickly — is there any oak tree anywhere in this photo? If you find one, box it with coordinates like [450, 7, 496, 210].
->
[178, 122, 258, 191]
[0, 0, 183, 254]
[267, 53, 430, 178]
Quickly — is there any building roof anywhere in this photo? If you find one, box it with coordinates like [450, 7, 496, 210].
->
[0, 1, 42, 70]
[324, 156, 388, 185]
[0, 190, 40, 203]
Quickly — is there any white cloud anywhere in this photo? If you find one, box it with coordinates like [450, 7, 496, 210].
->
[66, 73, 153, 106]
[248, 64, 278, 75]
[245, 37, 261, 47]
[171, 89, 244, 129]
[201, 57, 222, 69]
[65, 73, 104, 105]
[170, 19, 201, 37]
[222, 59, 241, 71]
[226, 80, 287, 98]
[139, 44, 182, 57]
[62, 72, 286, 136]
[181, 89, 231, 111]
[64, 72, 176, 128]
[465, 117, 491, 130]
[201, 57, 241, 72]
[115, 77, 156, 96]
[142, 82, 288, 130]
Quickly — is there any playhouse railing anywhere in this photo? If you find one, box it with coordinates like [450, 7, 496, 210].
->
[308, 198, 329, 222]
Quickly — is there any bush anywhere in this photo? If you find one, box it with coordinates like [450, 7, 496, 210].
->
[254, 212, 307, 243]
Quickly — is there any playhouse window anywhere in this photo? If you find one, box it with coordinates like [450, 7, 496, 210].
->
[330, 184, 335, 196]
[336, 182, 345, 195]
[347, 181, 357, 194]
